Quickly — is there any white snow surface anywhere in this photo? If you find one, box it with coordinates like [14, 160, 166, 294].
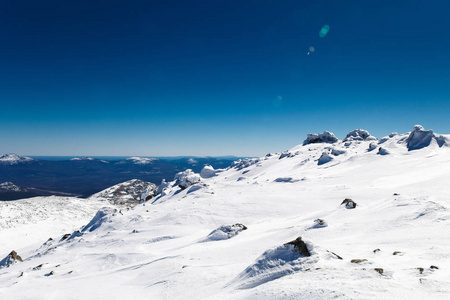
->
[0, 154, 35, 165]
[121, 157, 158, 165]
[0, 182, 25, 192]
[1, 126, 450, 299]
[0, 196, 112, 255]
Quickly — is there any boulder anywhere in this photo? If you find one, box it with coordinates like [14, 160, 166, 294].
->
[303, 131, 338, 145]
[341, 198, 357, 209]
[284, 236, 311, 257]
[343, 129, 377, 142]
[0, 250, 23, 269]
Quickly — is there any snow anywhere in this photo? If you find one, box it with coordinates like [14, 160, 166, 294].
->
[406, 125, 449, 151]
[303, 131, 338, 145]
[0, 182, 25, 192]
[89, 179, 156, 206]
[0, 196, 111, 255]
[0, 153, 35, 165]
[343, 129, 377, 142]
[1, 125, 450, 299]
[120, 157, 158, 165]
[200, 165, 221, 178]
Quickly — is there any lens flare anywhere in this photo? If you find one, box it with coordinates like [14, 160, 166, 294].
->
[319, 25, 330, 38]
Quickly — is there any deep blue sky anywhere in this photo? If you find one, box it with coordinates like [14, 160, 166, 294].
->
[1, 0, 449, 156]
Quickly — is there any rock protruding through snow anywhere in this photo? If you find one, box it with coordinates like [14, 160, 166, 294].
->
[343, 129, 377, 142]
[0, 250, 23, 269]
[303, 131, 338, 145]
[405, 125, 449, 151]
[341, 198, 357, 209]
[174, 169, 201, 190]
[204, 223, 248, 241]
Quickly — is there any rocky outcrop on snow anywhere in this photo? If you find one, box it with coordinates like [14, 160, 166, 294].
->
[229, 158, 260, 170]
[89, 179, 157, 206]
[174, 169, 201, 190]
[341, 198, 357, 209]
[235, 237, 315, 289]
[303, 131, 338, 145]
[0, 153, 35, 165]
[405, 125, 449, 151]
[204, 223, 248, 241]
[343, 129, 377, 142]
[0, 250, 23, 269]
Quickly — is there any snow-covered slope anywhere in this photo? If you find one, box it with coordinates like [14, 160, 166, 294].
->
[0, 182, 27, 192]
[1, 125, 450, 299]
[116, 157, 158, 165]
[0, 154, 35, 165]
[0, 196, 112, 255]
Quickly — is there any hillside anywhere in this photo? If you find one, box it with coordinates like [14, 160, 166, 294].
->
[0, 125, 449, 299]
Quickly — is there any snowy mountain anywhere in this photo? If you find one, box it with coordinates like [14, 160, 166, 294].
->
[0, 182, 27, 192]
[89, 179, 157, 206]
[116, 157, 158, 165]
[1, 125, 450, 299]
[0, 154, 35, 165]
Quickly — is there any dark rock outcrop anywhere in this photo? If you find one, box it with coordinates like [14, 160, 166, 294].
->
[284, 237, 311, 257]
[341, 198, 357, 209]
[0, 250, 23, 269]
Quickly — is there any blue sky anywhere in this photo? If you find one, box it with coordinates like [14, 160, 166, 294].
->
[1, 0, 450, 156]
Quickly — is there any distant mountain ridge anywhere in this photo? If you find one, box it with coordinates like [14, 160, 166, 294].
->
[0, 156, 246, 200]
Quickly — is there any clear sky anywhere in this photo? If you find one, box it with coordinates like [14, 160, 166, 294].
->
[1, 0, 450, 156]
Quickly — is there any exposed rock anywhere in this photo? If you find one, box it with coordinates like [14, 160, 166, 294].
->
[60, 233, 71, 242]
[393, 251, 403, 255]
[314, 219, 326, 226]
[45, 271, 54, 277]
[373, 248, 381, 253]
[343, 129, 377, 142]
[284, 236, 311, 257]
[368, 143, 378, 151]
[430, 265, 439, 269]
[33, 264, 43, 271]
[279, 152, 295, 159]
[377, 147, 389, 155]
[303, 131, 338, 145]
[351, 259, 368, 264]
[326, 250, 343, 260]
[229, 158, 260, 171]
[89, 179, 157, 206]
[374, 268, 384, 275]
[0, 250, 23, 269]
[204, 223, 248, 241]
[274, 177, 298, 183]
[417, 267, 424, 274]
[341, 198, 357, 209]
